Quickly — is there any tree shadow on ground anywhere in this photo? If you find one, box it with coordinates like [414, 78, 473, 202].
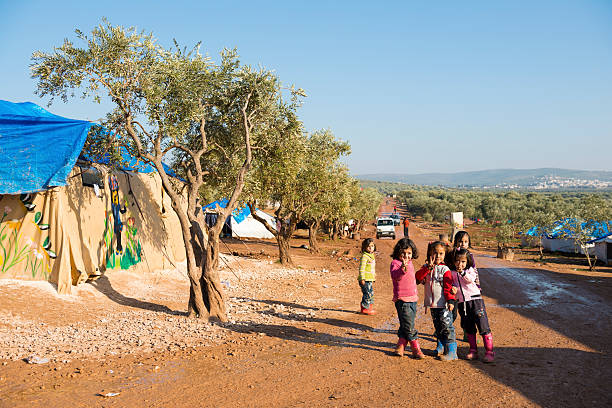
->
[457, 346, 611, 407]
[469, 261, 612, 405]
[89, 275, 183, 315]
[479, 265, 612, 353]
[225, 322, 397, 355]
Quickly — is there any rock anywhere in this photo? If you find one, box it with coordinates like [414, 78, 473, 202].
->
[25, 356, 49, 364]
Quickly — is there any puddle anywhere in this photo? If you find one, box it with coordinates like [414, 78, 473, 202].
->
[479, 257, 609, 311]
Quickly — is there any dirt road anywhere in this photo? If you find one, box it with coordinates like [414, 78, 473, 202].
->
[1, 200, 611, 407]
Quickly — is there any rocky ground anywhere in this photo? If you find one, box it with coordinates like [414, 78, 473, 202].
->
[0, 200, 611, 407]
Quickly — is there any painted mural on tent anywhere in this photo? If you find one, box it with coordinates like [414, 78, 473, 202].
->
[0, 194, 54, 279]
[103, 174, 142, 270]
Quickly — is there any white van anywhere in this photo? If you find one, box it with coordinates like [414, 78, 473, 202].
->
[376, 217, 396, 239]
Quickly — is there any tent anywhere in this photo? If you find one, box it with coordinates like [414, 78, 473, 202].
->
[0, 100, 92, 194]
[521, 218, 611, 256]
[591, 235, 612, 265]
[203, 199, 276, 239]
[0, 101, 186, 294]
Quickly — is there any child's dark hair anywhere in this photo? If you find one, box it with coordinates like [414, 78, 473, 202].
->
[451, 248, 475, 269]
[426, 240, 448, 262]
[391, 238, 418, 260]
[453, 230, 471, 248]
[361, 238, 376, 253]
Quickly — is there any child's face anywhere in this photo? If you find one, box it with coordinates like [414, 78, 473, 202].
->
[431, 246, 446, 265]
[366, 242, 375, 253]
[455, 256, 467, 272]
[400, 248, 413, 262]
[458, 235, 470, 250]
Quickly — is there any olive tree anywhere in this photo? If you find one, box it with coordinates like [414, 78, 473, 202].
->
[556, 195, 612, 270]
[248, 129, 350, 264]
[31, 21, 285, 321]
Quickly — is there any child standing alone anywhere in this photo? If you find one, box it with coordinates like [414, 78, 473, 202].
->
[416, 241, 458, 361]
[451, 248, 495, 362]
[358, 238, 376, 315]
[390, 238, 424, 358]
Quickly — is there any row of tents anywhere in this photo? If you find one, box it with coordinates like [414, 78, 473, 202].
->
[522, 219, 611, 265]
[0, 100, 276, 293]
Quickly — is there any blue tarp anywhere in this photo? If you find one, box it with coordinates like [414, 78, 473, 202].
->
[202, 199, 250, 224]
[0, 100, 93, 194]
[523, 218, 611, 242]
[80, 146, 182, 180]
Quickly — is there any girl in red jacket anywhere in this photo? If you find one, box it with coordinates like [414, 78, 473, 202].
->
[416, 241, 458, 361]
[390, 238, 424, 358]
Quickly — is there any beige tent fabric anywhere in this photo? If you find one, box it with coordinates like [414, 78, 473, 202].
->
[0, 166, 186, 294]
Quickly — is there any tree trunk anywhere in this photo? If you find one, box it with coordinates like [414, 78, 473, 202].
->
[184, 205, 227, 322]
[308, 220, 320, 253]
[582, 244, 596, 271]
[171, 202, 208, 320]
[538, 240, 544, 261]
[201, 234, 227, 321]
[331, 222, 339, 241]
[277, 233, 292, 264]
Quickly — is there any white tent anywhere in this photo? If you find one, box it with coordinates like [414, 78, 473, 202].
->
[203, 200, 276, 239]
[231, 209, 275, 239]
[541, 237, 583, 254]
[592, 235, 612, 265]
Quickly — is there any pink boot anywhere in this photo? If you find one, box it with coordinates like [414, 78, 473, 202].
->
[409, 339, 425, 359]
[395, 338, 407, 356]
[466, 333, 478, 360]
[482, 333, 495, 363]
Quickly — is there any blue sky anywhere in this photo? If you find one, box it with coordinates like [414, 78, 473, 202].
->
[1, 1, 611, 174]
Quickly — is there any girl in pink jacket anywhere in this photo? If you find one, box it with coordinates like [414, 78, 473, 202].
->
[451, 248, 494, 362]
[390, 238, 424, 358]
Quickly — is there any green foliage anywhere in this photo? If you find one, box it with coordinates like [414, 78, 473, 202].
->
[248, 127, 353, 226]
[30, 19, 305, 318]
[553, 195, 612, 269]
[31, 19, 290, 219]
[398, 187, 612, 249]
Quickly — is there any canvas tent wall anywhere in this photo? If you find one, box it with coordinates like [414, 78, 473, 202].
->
[541, 237, 588, 254]
[231, 209, 276, 239]
[592, 236, 612, 265]
[0, 101, 186, 294]
[523, 219, 611, 255]
[203, 199, 276, 239]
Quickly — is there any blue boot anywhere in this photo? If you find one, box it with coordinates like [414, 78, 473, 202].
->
[438, 342, 458, 361]
[434, 340, 444, 357]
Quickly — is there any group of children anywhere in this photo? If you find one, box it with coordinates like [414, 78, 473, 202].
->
[357, 231, 494, 362]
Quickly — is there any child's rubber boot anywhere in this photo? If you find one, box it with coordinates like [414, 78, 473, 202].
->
[438, 342, 458, 361]
[466, 333, 478, 360]
[409, 339, 425, 359]
[395, 338, 407, 357]
[482, 333, 495, 363]
[434, 339, 444, 357]
[363, 305, 376, 315]
[360, 305, 367, 314]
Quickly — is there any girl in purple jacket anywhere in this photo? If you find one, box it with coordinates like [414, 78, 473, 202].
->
[451, 248, 494, 362]
[390, 238, 424, 358]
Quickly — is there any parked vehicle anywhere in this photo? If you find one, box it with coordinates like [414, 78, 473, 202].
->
[390, 213, 401, 225]
[376, 217, 396, 239]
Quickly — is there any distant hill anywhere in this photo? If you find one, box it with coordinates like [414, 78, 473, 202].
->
[357, 168, 612, 189]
